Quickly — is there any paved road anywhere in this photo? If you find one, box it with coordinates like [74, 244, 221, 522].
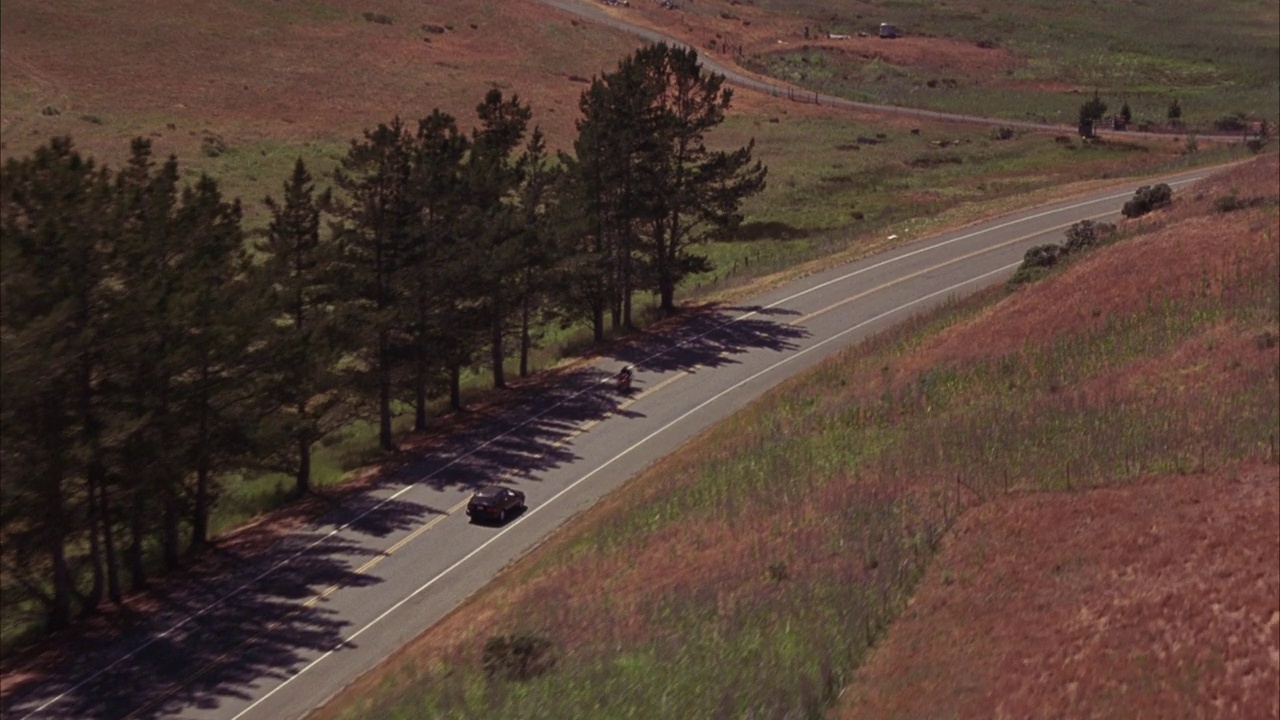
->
[533, 0, 1256, 143]
[2, 166, 1219, 720]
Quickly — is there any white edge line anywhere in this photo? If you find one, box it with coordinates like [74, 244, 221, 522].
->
[230, 260, 1022, 720]
[21, 173, 1203, 719]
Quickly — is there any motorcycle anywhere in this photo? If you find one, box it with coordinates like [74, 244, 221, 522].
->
[616, 368, 633, 394]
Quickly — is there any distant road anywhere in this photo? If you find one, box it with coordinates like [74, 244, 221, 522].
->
[533, 0, 1252, 142]
[1, 165, 1222, 720]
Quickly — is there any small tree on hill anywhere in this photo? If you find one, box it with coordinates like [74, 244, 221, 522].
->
[1078, 90, 1108, 126]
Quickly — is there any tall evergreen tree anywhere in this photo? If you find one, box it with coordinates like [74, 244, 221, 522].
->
[0, 137, 107, 628]
[255, 159, 354, 495]
[332, 119, 417, 451]
[647, 45, 767, 314]
[404, 111, 469, 421]
[571, 44, 766, 322]
[512, 128, 559, 377]
[111, 141, 190, 577]
[464, 90, 533, 389]
[170, 175, 253, 549]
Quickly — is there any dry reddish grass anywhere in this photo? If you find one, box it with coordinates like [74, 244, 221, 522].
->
[875, 156, 1280, 398]
[603, 0, 1020, 88]
[838, 464, 1280, 720]
[0, 0, 642, 162]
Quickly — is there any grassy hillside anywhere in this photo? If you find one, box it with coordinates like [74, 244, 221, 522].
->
[313, 157, 1279, 718]
[607, 0, 1279, 128]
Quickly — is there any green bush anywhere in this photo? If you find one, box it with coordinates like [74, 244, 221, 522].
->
[1121, 183, 1173, 218]
[1063, 219, 1115, 253]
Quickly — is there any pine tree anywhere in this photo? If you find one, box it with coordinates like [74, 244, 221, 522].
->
[646, 44, 767, 314]
[464, 90, 533, 389]
[170, 175, 254, 550]
[403, 111, 469, 420]
[0, 137, 108, 628]
[255, 159, 355, 495]
[332, 119, 417, 451]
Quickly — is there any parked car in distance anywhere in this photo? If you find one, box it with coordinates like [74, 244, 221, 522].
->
[466, 485, 526, 524]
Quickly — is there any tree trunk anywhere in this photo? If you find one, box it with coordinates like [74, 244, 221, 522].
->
[449, 363, 463, 412]
[297, 435, 312, 496]
[191, 360, 211, 551]
[660, 278, 676, 316]
[80, 346, 104, 613]
[127, 494, 147, 591]
[378, 329, 395, 451]
[519, 294, 531, 378]
[414, 344, 428, 432]
[622, 233, 634, 330]
[83, 467, 104, 615]
[98, 476, 122, 604]
[592, 301, 605, 343]
[162, 490, 181, 571]
[491, 306, 506, 389]
[45, 460, 73, 631]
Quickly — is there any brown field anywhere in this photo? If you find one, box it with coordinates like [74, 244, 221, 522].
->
[838, 465, 1280, 720]
[0, 0, 643, 162]
[599, 0, 1021, 83]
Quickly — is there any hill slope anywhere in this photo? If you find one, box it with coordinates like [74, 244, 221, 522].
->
[312, 159, 1279, 718]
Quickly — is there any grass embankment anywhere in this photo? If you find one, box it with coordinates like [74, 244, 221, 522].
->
[313, 160, 1279, 718]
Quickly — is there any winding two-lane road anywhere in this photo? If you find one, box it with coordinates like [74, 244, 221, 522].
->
[2, 165, 1220, 720]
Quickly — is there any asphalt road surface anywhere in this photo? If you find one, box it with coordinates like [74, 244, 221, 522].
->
[1, 165, 1221, 720]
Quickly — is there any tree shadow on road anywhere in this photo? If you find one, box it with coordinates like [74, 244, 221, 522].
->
[0, 304, 805, 720]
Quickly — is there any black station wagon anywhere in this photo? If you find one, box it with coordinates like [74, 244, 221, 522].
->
[466, 485, 526, 524]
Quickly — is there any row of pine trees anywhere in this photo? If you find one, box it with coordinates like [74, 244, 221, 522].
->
[0, 45, 766, 631]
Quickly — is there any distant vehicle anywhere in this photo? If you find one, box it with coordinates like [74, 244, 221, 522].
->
[466, 485, 527, 524]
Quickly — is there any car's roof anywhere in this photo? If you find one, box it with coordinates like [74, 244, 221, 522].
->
[472, 485, 510, 498]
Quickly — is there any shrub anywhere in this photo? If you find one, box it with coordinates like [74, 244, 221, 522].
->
[1167, 98, 1182, 121]
[40, 106, 60, 116]
[1010, 243, 1065, 285]
[362, 11, 393, 24]
[1063, 219, 1114, 253]
[200, 134, 229, 157]
[1213, 192, 1264, 213]
[1122, 183, 1173, 218]
[1214, 114, 1248, 132]
[1022, 243, 1064, 268]
[482, 632, 556, 682]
